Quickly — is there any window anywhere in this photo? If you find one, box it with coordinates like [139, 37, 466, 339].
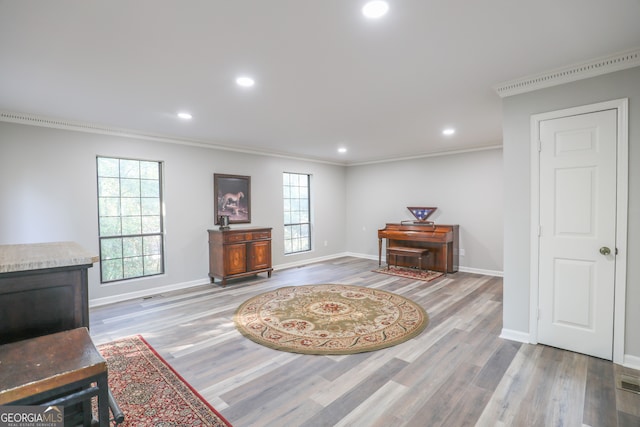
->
[97, 157, 164, 283]
[283, 172, 311, 254]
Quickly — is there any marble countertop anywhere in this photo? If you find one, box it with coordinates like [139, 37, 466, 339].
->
[0, 242, 99, 273]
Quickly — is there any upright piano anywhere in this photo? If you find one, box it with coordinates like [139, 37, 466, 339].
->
[378, 222, 459, 273]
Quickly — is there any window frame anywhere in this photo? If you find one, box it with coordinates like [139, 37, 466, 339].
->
[96, 156, 165, 283]
[283, 172, 312, 255]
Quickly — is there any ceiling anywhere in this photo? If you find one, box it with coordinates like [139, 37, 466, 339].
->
[1, 1, 640, 165]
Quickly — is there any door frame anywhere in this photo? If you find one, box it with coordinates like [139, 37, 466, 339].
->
[529, 98, 628, 363]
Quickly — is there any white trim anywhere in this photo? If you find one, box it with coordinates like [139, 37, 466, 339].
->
[90, 252, 504, 307]
[494, 48, 640, 97]
[614, 100, 629, 365]
[89, 278, 209, 307]
[499, 329, 531, 343]
[457, 266, 503, 277]
[348, 145, 503, 166]
[347, 252, 504, 277]
[345, 251, 380, 261]
[530, 99, 628, 364]
[0, 110, 502, 166]
[91, 253, 358, 306]
[0, 110, 345, 166]
[624, 354, 640, 371]
[529, 113, 541, 346]
[274, 252, 352, 271]
[493, 48, 640, 98]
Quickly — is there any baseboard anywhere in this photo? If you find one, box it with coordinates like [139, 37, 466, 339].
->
[89, 253, 365, 307]
[457, 266, 503, 277]
[624, 354, 640, 370]
[498, 330, 640, 367]
[500, 328, 531, 343]
[344, 251, 378, 261]
[89, 253, 504, 307]
[274, 252, 352, 271]
[347, 252, 504, 277]
[89, 278, 210, 308]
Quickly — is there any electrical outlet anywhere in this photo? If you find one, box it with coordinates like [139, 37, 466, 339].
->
[459, 248, 465, 256]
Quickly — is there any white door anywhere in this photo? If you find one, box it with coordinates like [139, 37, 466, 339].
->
[537, 109, 617, 360]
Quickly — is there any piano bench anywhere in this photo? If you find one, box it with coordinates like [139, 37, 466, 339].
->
[387, 247, 430, 271]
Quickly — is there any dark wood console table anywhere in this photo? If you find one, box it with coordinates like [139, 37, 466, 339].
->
[208, 227, 273, 286]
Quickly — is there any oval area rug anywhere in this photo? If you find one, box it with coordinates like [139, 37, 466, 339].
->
[234, 284, 428, 355]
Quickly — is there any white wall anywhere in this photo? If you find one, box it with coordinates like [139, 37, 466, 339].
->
[345, 148, 504, 274]
[1, 119, 504, 318]
[0, 122, 347, 302]
[502, 66, 640, 360]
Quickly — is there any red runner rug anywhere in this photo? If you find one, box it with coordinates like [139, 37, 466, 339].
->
[97, 335, 232, 426]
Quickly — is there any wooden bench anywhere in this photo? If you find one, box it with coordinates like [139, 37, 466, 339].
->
[0, 327, 110, 426]
[386, 246, 430, 271]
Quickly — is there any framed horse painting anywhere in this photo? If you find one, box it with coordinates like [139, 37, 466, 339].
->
[214, 173, 251, 224]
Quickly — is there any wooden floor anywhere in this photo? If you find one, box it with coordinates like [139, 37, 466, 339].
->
[90, 257, 640, 427]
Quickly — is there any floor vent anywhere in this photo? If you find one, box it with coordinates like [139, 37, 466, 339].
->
[617, 374, 640, 394]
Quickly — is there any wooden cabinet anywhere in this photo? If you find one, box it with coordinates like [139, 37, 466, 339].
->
[0, 242, 96, 345]
[208, 227, 273, 286]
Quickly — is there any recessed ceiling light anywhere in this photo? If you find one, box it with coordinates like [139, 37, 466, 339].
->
[338, 147, 347, 153]
[236, 76, 255, 87]
[362, 1, 389, 19]
[442, 128, 455, 136]
[177, 112, 192, 120]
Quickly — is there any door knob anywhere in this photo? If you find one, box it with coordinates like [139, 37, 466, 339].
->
[599, 246, 611, 255]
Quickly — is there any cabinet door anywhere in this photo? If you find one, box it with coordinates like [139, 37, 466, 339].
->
[248, 240, 271, 270]
[0, 268, 89, 345]
[224, 243, 247, 275]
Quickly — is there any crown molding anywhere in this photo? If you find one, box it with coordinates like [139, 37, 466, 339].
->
[347, 144, 503, 166]
[0, 110, 345, 166]
[494, 48, 640, 98]
[0, 110, 503, 167]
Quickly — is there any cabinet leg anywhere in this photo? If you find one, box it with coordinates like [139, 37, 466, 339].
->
[268, 271, 272, 278]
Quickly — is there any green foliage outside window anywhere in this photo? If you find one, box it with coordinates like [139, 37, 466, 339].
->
[283, 172, 311, 254]
[97, 157, 164, 282]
